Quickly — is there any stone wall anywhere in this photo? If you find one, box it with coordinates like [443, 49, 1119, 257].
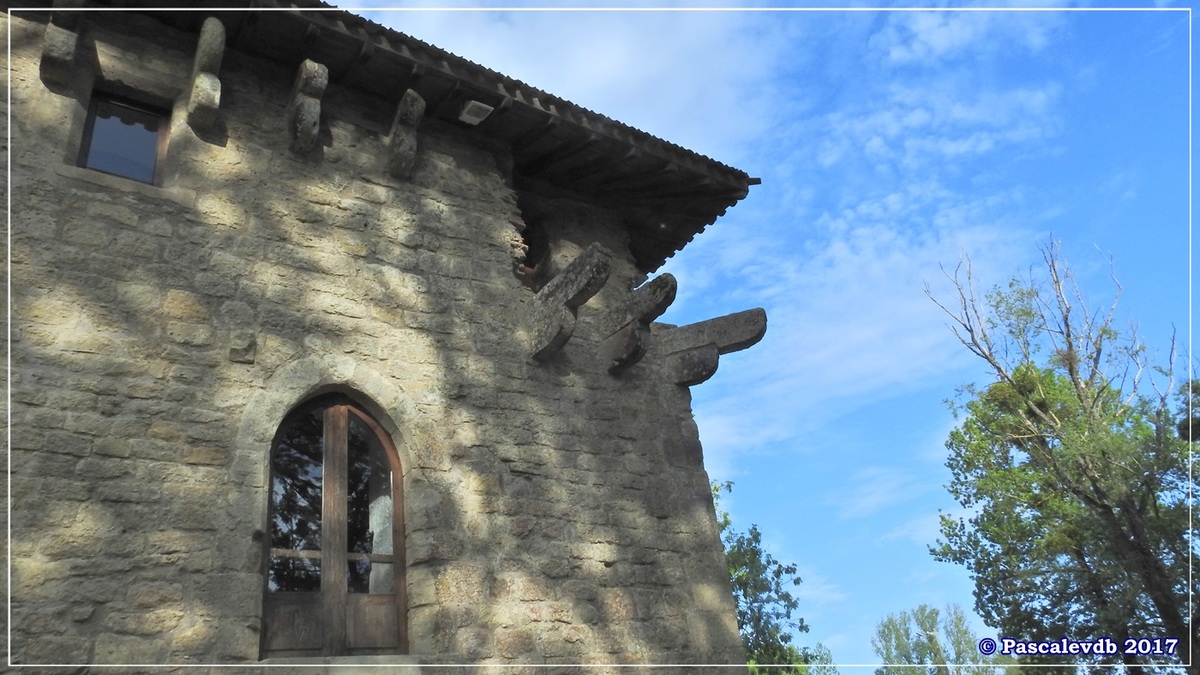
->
[7, 9, 750, 673]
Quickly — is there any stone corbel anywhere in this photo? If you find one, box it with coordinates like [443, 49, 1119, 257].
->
[598, 273, 677, 375]
[387, 89, 426, 178]
[287, 59, 328, 155]
[654, 308, 767, 386]
[40, 0, 84, 89]
[529, 243, 612, 362]
[186, 17, 225, 132]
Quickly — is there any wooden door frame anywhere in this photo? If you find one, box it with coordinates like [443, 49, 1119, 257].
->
[261, 394, 408, 658]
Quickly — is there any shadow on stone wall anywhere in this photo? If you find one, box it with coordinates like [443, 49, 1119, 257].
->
[6, 10, 745, 674]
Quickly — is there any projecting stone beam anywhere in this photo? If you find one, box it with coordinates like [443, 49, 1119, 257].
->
[655, 308, 767, 386]
[529, 243, 611, 362]
[599, 273, 677, 375]
[668, 344, 721, 387]
[187, 17, 225, 132]
[287, 59, 328, 156]
[387, 89, 426, 178]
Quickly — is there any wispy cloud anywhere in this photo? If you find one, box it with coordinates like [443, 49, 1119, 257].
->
[672, 204, 1037, 455]
[868, 11, 1059, 67]
[359, 6, 796, 167]
[791, 564, 850, 614]
[882, 511, 948, 546]
[832, 466, 945, 521]
[651, 11, 1071, 469]
[814, 79, 1063, 176]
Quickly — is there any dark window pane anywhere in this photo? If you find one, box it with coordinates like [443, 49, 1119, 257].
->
[268, 556, 320, 592]
[348, 561, 394, 595]
[270, 408, 323, 554]
[347, 414, 393, 594]
[82, 98, 163, 184]
[348, 559, 370, 594]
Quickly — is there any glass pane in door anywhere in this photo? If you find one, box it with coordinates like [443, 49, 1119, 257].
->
[268, 407, 324, 592]
[347, 413, 394, 594]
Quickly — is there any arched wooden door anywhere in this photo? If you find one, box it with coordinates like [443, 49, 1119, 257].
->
[261, 394, 407, 657]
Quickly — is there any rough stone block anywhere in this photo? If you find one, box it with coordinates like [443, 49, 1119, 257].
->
[16, 633, 92, 665]
[43, 431, 92, 456]
[287, 59, 328, 155]
[655, 308, 767, 386]
[656, 307, 768, 357]
[495, 627, 537, 660]
[93, 437, 133, 458]
[129, 581, 184, 607]
[171, 617, 217, 656]
[667, 343, 720, 388]
[75, 456, 133, 479]
[104, 609, 184, 635]
[39, 22, 78, 89]
[600, 273, 676, 337]
[529, 243, 611, 361]
[435, 564, 488, 605]
[387, 89, 426, 178]
[192, 16, 226, 78]
[228, 329, 257, 363]
[163, 289, 210, 321]
[187, 71, 222, 131]
[183, 445, 229, 465]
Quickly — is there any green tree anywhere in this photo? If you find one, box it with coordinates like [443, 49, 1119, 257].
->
[797, 642, 839, 675]
[712, 482, 836, 674]
[872, 603, 1013, 675]
[926, 242, 1197, 673]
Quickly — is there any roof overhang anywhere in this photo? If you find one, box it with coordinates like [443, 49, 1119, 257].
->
[19, 1, 759, 272]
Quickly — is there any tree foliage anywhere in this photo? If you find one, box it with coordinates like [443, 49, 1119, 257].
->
[872, 603, 1011, 675]
[926, 242, 1197, 673]
[713, 482, 836, 674]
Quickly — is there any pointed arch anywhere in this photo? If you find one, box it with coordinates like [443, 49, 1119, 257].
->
[232, 356, 418, 658]
[261, 394, 407, 657]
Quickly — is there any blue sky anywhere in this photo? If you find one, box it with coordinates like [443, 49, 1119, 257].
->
[357, 3, 1192, 666]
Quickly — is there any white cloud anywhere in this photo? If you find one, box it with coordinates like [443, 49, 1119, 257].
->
[672, 211, 1038, 469]
[651, 15, 1065, 470]
[869, 11, 1059, 67]
[791, 564, 850, 613]
[358, 6, 797, 167]
[833, 466, 927, 520]
[877, 13, 989, 65]
[1101, 169, 1140, 203]
[882, 511, 946, 546]
[818, 80, 1063, 172]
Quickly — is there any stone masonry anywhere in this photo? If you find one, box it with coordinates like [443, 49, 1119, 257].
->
[6, 5, 766, 673]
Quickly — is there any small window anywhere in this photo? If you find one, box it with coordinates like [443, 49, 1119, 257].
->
[518, 219, 550, 291]
[77, 94, 168, 185]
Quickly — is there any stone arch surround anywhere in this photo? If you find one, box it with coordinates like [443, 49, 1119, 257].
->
[228, 354, 427, 656]
[233, 354, 420, 494]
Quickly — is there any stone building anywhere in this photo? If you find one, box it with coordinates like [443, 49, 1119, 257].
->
[7, 2, 766, 671]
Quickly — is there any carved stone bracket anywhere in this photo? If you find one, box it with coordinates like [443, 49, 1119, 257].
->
[598, 273, 677, 374]
[654, 308, 767, 386]
[40, 2, 84, 89]
[529, 243, 611, 362]
[187, 17, 225, 132]
[387, 89, 426, 178]
[287, 59, 328, 155]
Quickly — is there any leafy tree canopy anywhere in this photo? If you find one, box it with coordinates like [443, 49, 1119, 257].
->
[926, 242, 1197, 673]
[872, 603, 1013, 675]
